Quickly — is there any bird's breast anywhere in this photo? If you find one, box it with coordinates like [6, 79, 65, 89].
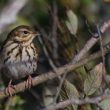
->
[3, 41, 38, 64]
[2, 41, 38, 79]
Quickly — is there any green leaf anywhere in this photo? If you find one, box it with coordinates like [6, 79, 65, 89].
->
[99, 98, 110, 110]
[84, 63, 104, 96]
[66, 10, 78, 35]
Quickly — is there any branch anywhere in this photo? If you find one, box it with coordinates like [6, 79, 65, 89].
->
[0, 48, 108, 99]
[41, 93, 110, 110]
[54, 20, 110, 101]
[0, 0, 28, 33]
[38, 36, 57, 73]
[71, 20, 110, 64]
[51, 0, 58, 59]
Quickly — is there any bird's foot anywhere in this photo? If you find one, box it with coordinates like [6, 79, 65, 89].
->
[5, 80, 15, 96]
[25, 75, 33, 89]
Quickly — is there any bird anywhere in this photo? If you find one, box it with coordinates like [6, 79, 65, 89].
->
[0, 25, 40, 95]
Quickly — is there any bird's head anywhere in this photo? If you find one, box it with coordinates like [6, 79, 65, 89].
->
[8, 25, 40, 45]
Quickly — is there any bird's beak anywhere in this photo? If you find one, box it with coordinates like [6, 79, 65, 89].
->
[33, 32, 40, 36]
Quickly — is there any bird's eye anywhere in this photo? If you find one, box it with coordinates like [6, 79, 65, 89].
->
[23, 31, 28, 34]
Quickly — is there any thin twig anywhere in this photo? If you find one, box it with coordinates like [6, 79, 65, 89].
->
[50, 1, 65, 102]
[51, 0, 58, 59]
[38, 36, 62, 82]
[53, 20, 110, 103]
[53, 70, 67, 102]
[97, 25, 105, 65]
[35, 20, 52, 42]
[38, 36, 57, 72]
[71, 20, 110, 64]
[41, 93, 110, 110]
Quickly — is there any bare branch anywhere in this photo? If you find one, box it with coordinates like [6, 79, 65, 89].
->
[0, 48, 108, 99]
[38, 36, 57, 73]
[41, 93, 110, 110]
[51, 0, 58, 59]
[38, 36, 62, 104]
[54, 20, 110, 102]
[55, 21, 110, 100]
[97, 25, 105, 65]
[71, 20, 110, 64]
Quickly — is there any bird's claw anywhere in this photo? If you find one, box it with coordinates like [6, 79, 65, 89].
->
[5, 80, 15, 96]
[25, 75, 33, 89]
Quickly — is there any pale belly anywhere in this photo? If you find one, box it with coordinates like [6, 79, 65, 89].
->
[1, 42, 38, 80]
[7, 61, 37, 79]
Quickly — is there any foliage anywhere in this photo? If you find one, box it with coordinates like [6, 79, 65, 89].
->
[0, 0, 110, 110]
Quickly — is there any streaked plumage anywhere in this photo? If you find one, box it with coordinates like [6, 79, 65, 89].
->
[0, 25, 39, 81]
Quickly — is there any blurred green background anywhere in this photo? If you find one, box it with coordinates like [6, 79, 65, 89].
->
[0, 0, 110, 110]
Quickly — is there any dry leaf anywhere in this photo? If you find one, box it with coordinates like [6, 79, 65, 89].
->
[84, 63, 104, 96]
[60, 80, 79, 110]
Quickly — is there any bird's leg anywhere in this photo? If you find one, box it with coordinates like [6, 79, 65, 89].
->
[5, 80, 15, 96]
[25, 75, 33, 89]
